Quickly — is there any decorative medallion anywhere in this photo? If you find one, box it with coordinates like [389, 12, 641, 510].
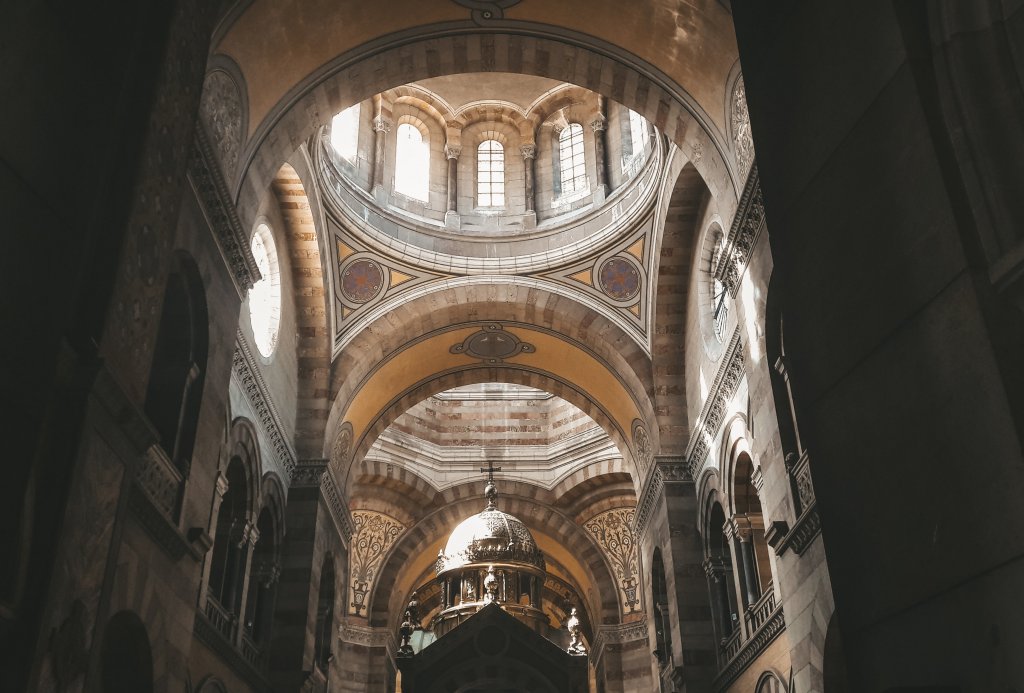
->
[200, 70, 242, 176]
[451, 0, 522, 24]
[598, 257, 641, 302]
[331, 423, 352, 467]
[341, 259, 384, 304]
[450, 324, 536, 364]
[584, 508, 640, 614]
[632, 420, 653, 473]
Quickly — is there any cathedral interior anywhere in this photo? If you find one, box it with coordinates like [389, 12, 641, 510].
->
[4, 2, 1024, 692]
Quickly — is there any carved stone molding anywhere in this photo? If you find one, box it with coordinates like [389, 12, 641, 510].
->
[685, 329, 745, 478]
[770, 503, 822, 558]
[655, 455, 691, 483]
[715, 166, 764, 297]
[187, 127, 260, 299]
[290, 459, 327, 488]
[348, 511, 404, 616]
[231, 333, 296, 480]
[730, 75, 755, 182]
[338, 621, 395, 648]
[591, 618, 649, 665]
[584, 508, 640, 615]
[632, 465, 663, 536]
[320, 470, 355, 543]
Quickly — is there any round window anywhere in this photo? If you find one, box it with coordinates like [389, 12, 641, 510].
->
[249, 224, 281, 358]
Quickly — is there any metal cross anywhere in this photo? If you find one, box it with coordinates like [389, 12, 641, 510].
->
[479, 460, 502, 485]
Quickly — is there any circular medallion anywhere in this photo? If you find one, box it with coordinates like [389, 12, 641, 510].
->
[342, 259, 384, 303]
[599, 257, 640, 302]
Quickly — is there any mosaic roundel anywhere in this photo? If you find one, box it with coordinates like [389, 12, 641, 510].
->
[342, 259, 384, 303]
[598, 257, 641, 302]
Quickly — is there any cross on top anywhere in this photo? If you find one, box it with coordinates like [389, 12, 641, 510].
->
[480, 459, 502, 509]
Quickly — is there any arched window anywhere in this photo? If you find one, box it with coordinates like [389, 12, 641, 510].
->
[651, 548, 672, 667]
[248, 224, 281, 358]
[558, 123, 587, 194]
[101, 611, 153, 693]
[628, 109, 649, 156]
[477, 139, 505, 207]
[395, 122, 429, 201]
[243, 504, 280, 662]
[755, 672, 786, 693]
[705, 502, 738, 644]
[144, 252, 208, 477]
[330, 103, 360, 161]
[207, 457, 250, 631]
[314, 555, 336, 672]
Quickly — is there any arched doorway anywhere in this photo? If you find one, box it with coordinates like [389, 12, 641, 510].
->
[100, 611, 153, 693]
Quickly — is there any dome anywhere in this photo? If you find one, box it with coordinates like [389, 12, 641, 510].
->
[435, 483, 545, 575]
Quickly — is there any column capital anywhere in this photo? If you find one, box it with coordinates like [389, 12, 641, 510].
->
[520, 143, 536, 159]
[372, 115, 393, 133]
[444, 143, 462, 159]
[589, 115, 607, 132]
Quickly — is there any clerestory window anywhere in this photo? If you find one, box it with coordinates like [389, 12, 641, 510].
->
[395, 123, 429, 202]
[477, 139, 505, 207]
[330, 104, 360, 161]
[558, 123, 587, 194]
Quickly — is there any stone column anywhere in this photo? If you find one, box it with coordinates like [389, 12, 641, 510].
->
[444, 143, 461, 229]
[233, 522, 260, 647]
[590, 97, 609, 203]
[730, 516, 760, 609]
[371, 115, 392, 201]
[703, 557, 734, 644]
[521, 143, 537, 228]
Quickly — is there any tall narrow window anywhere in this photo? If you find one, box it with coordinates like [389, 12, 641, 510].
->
[330, 104, 360, 161]
[628, 109, 649, 155]
[477, 139, 505, 207]
[395, 123, 429, 202]
[249, 224, 281, 358]
[558, 123, 587, 194]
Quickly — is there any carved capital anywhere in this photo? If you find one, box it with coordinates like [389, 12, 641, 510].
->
[589, 116, 607, 132]
[520, 143, 536, 159]
[372, 116, 393, 133]
[750, 467, 764, 493]
[444, 144, 462, 160]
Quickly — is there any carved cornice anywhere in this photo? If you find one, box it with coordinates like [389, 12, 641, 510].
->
[685, 329, 745, 478]
[632, 464, 663, 536]
[188, 127, 260, 300]
[715, 166, 764, 297]
[231, 332, 297, 481]
[713, 606, 785, 691]
[591, 618, 649, 665]
[321, 469, 355, 544]
[655, 455, 691, 483]
[338, 621, 395, 649]
[291, 459, 328, 488]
